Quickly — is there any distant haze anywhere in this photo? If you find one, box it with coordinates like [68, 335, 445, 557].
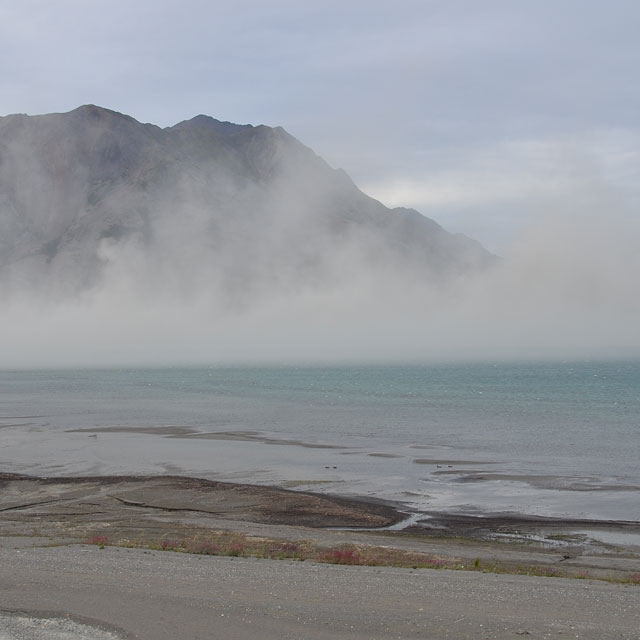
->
[0, 106, 638, 368]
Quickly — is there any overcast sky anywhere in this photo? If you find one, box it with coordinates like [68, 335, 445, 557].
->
[1, 0, 639, 253]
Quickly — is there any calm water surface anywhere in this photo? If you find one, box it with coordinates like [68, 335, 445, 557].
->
[1, 361, 638, 520]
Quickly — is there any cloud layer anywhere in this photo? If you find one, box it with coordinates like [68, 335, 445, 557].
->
[3, 197, 639, 368]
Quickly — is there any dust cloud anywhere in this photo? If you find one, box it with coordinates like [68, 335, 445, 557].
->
[2, 202, 638, 369]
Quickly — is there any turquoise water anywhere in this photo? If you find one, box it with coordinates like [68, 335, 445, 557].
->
[1, 361, 638, 520]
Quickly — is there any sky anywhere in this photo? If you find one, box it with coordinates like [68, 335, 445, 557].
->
[2, 0, 640, 254]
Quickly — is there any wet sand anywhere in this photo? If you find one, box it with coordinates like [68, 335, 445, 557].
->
[67, 427, 347, 448]
[0, 472, 398, 530]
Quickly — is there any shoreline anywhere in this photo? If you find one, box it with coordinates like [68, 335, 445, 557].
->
[4, 469, 639, 530]
[5, 469, 640, 531]
[2, 471, 640, 583]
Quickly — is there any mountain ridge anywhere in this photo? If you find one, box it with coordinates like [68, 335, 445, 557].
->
[0, 105, 496, 299]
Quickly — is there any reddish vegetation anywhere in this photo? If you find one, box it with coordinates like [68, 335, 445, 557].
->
[319, 548, 361, 565]
[82, 533, 639, 584]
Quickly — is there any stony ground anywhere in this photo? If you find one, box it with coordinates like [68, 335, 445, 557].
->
[1, 544, 639, 640]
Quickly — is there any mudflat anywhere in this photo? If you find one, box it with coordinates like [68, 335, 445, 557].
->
[0, 472, 398, 531]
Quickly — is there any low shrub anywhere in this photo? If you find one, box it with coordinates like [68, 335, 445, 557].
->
[86, 535, 109, 548]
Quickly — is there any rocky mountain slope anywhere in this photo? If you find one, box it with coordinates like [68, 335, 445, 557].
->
[0, 105, 495, 299]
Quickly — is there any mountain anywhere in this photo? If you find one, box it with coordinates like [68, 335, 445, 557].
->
[0, 105, 495, 299]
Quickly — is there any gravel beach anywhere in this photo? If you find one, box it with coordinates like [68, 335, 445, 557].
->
[1, 544, 639, 639]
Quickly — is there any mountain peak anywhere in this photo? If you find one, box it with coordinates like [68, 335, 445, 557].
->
[170, 114, 254, 136]
[70, 104, 130, 120]
[73, 103, 112, 115]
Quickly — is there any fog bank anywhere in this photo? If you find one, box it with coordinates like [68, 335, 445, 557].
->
[2, 206, 638, 369]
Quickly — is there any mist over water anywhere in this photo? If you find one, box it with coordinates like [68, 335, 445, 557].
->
[2, 207, 639, 368]
[1, 109, 639, 368]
